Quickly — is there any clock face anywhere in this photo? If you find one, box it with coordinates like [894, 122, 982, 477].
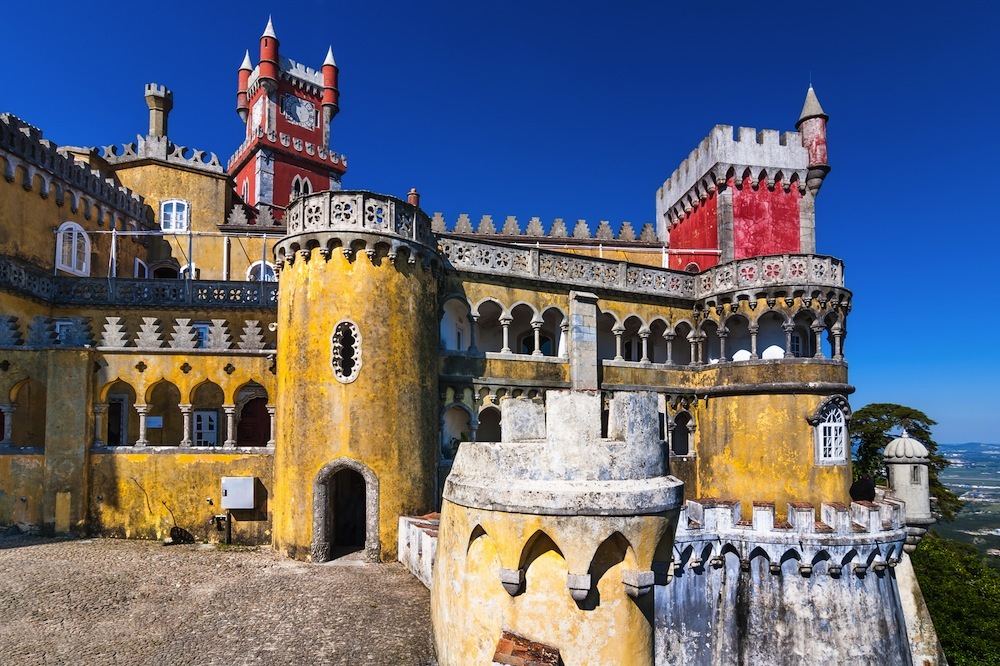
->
[281, 94, 317, 130]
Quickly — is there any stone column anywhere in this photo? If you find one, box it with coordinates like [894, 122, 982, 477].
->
[266, 405, 276, 447]
[812, 322, 825, 358]
[833, 327, 844, 360]
[179, 403, 193, 447]
[663, 332, 675, 366]
[639, 328, 650, 363]
[467, 314, 478, 352]
[223, 405, 237, 448]
[749, 324, 759, 359]
[559, 321, 569, 357]
[0, 403, 15, 446]
[135, 404, 149, 447]
[689, 335, 698, 366]
[718, 329, 728, 362]
[500, 315, 512, 354]
[93, 403, 108, 448]
[531, 319, 543, 356]
[612, 323, 624, 361]
[783, 323, 795, 358]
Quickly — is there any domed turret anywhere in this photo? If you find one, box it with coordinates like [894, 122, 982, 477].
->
[884, 429, 934, 552]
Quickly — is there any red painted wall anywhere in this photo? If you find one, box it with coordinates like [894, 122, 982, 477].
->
[273, 80, 325, 146]
[732, 177, 800, 259]
[668, 191, 719, 271]
[272, 160, 333, 213]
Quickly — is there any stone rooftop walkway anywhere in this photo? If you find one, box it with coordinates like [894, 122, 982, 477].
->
[0, 536, 436, 665]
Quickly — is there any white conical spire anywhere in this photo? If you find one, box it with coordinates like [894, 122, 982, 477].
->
[324, 46, 337, 67]
[239, 50, 253, 71]
[262, 16, 277, 39]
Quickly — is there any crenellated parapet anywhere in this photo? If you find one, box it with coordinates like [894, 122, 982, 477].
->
[276, 190, 440, 271]
[656, 125, 809, 231]
[432, 213, 659, 244]
[227, 125, 346, 173]
[0, 114, 148, 225]
[100, 136, 223, 174]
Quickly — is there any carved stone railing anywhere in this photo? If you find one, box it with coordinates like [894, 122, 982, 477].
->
[54, 278, 278, 308]
[439, 237, 844, 301]
[0, 256, 278, 308]
[693, 254, 844, 299]
[278, 191, 439, 267]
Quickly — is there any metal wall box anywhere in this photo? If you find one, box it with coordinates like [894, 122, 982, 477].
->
[221, 477, 255, 510]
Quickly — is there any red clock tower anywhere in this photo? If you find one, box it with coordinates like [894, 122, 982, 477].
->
[229, 17, 346, 220]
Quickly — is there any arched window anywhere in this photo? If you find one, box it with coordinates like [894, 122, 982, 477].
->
[814, 402, 847, 464]
[671, 412, 693, 456]
[241, 180, 249, 202]
[247, 261, 277, 282]
[291, 176, 313, 201]
[56, 222, 90, 276]
[160, 199, 189, 232]
[134, 258, 148, 278]
[180, 263, 199, 280]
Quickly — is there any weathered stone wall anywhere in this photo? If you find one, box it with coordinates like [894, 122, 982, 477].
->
[273, 236, 439, 562]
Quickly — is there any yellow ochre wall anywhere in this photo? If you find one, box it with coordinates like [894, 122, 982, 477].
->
[0, 168, 147, 278]
[0, 454, 45, 526]
[694, 391, 851, 517]
[433, 502, 675, 665]
[88, 452, 273, 543]
[273, 249, 439, 561]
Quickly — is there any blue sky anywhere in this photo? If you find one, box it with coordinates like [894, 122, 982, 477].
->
[2, 1, 996, 442]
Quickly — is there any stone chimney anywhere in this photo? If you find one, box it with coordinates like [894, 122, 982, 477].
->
[144, 83, 173, 138]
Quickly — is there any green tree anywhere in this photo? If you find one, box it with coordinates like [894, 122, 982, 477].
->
[850, 403, 963, 521]
[912, 532, 1000, 665]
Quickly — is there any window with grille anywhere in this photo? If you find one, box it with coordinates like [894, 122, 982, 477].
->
[161, 199, 189, 232]
[815, 402, 846, 464]
[56, 222, 90, 276]
[194, 410, 218, 447]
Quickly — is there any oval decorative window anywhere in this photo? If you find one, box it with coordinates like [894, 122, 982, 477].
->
[332, 321, 362, 383]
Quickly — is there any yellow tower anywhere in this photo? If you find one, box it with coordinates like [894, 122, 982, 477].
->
[272, 191, 442, 561]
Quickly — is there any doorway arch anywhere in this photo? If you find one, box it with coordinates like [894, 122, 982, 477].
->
[312, 457, 380, 563]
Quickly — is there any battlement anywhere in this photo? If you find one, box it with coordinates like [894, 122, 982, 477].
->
[100, 136, 223, 174]
[143, 83, 173, 101]
[431, 213, 659, 244]
[0, 113, 148, 222]
[656, 124, 809, 229]
[670, 497, 909, 584]
[246, 55, 324, 98]
[678, 497, 905, 538]
[227, 126, 346, 173]
[444, 390, 683, 516]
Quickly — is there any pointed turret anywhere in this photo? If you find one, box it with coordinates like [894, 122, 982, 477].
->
[236, 50, 253, 123]
[321, 45, 341, 149]
[795, 85, 829, 196]
[258, 16, 280, 92]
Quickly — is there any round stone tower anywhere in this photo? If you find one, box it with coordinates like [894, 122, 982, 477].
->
[272, 191, 442, 561]
[884, 429, 934, 552]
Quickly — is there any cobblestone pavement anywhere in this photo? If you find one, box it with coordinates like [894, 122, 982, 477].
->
[0, 536, 437, 665]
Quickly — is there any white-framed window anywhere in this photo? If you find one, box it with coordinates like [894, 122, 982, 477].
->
[55, 222, 90, 276]
[192, 322, 211, 349]
[180, 263, 199, 280]
[134, 258, 148, 278]
[194, 410, 218, 447]
[247, 261, 277, 282]
[815, 402, 847, 464]
[241, 180, 249, 202]
[53, 319, 73, 345]
[160, 199, 189, 232]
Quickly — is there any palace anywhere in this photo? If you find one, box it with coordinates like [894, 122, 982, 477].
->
[0, 19, 943, 665]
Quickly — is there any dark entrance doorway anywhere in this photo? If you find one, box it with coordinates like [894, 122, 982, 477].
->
[237, 397, 270, 447]
[327, 469, 366, 558]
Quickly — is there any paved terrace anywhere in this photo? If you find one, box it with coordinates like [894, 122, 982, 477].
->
[0, 536, 436, 665]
